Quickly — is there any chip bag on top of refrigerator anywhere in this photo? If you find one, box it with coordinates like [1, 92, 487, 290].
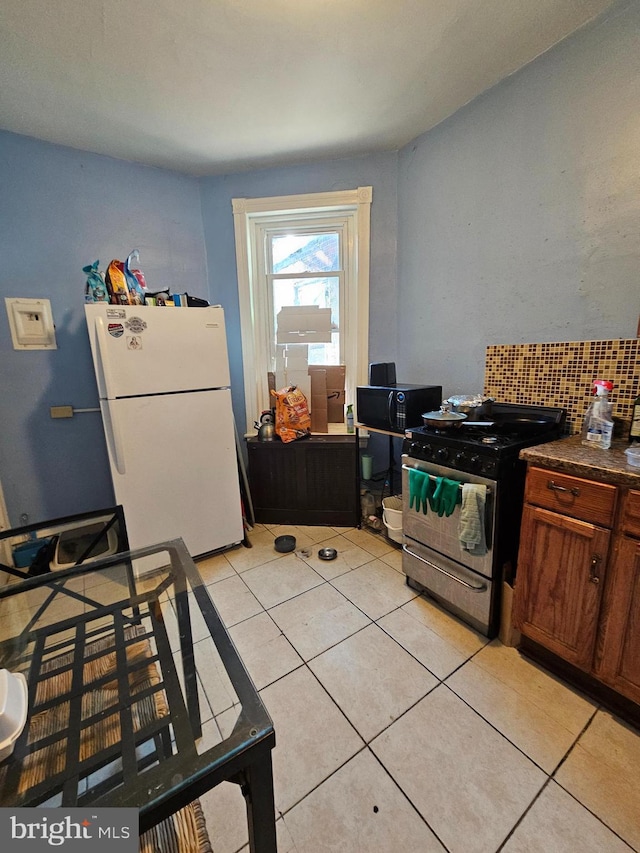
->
[124, 249, 147, 304]
[105, 259, 131, 305]
[83, 260, 109, 302]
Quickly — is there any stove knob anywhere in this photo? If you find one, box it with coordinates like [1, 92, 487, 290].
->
[483, 461, 497, 477]
[469, 455, 482, 471]
[409, 442, 421, 455]
[454, 452, 467, 467]
[422, 443, 432, 458]
[436, 447, 450, 462]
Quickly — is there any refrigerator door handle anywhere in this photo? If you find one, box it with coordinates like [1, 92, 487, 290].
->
[94, 315, 117, 400]
[101, 401, 126, 475]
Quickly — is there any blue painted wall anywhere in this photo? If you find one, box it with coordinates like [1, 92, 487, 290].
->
[0, 132, 208, 525]
[199, 153, 399, 433]
[396, 0, 640, 396]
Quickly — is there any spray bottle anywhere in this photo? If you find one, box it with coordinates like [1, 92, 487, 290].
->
[346, 404, 354, 434]
[581, 380, 614, 450]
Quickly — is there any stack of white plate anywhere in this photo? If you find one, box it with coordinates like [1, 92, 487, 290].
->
[0, 668, 27, 762]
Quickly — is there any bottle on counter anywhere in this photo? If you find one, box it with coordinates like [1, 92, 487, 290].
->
[346, 404, 354, 434]
[629, 393, 640, 443]
[581, 379, 614, 450]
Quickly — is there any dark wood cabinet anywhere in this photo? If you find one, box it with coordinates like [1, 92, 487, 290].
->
[515, 472, 640, 710]
[247, 434, 359, 526]
[515, 503, 610, 671]
[596, 491, 640, 703]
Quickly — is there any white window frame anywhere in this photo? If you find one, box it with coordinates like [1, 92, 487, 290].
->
[232, 187, 372, 434]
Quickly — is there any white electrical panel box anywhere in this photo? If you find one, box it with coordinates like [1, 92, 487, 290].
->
[5, 297, 57, 350]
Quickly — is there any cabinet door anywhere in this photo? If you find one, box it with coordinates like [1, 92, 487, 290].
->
[247, 438, 358, 526]
[621, 490, 640, 538]
[515, 504, 610, 671]
[596, 535, 640, 704]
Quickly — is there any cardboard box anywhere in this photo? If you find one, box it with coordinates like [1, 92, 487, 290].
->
[276, 306, 332, 344]
[276, 346, 312, 397]
[309, 368, 328, 433]
[285, 370, 311, 404]
[325, 366, 347, 423]
[309, 364, 347, 424]
[499, 581, 521, 647]
[327, 388, 346, 423]
[283, 344, 309, 369]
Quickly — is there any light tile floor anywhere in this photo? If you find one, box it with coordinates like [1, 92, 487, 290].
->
[197, 525, 640, 851]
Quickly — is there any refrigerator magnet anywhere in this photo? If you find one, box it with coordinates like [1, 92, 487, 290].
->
[125, 316, 147, 334]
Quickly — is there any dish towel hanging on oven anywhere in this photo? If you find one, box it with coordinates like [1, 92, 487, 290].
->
[458, 483, 487, 555]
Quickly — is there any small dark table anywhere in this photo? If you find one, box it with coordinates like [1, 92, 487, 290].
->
[0, 538, 276, 852]
[247, 433, 359, 526]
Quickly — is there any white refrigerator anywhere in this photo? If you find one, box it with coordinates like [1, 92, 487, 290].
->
[85, 303, 244, 558]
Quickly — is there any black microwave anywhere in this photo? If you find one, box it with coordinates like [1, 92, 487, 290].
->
[356, 384, 442, 433]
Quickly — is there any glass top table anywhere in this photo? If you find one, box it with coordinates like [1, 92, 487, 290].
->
[0, 537, 276, 852]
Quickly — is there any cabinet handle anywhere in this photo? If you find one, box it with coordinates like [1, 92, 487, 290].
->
[589, 554, 601, 585]
[547, 480, 580, 497]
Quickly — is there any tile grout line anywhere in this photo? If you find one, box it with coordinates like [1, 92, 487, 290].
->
[437, 679, 567, 777]
[201, 529, 640, 852]
[547, 706, 638, 851]
[494, 774, 556, 853]
[373, 603, 489, 682]
[550, 704, 599, 779]
[366, 743, 453, 853]
[272, 742, 370, 823]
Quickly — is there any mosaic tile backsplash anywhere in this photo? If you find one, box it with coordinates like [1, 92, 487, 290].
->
[484, 339, 640, 436]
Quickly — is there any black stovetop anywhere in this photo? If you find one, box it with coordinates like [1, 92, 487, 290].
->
[404, 403, 566, 478]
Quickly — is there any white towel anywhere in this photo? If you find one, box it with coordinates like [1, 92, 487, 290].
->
[458, 484, 487, 556]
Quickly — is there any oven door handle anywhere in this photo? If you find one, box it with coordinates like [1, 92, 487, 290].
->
[402, 545, 488, 592]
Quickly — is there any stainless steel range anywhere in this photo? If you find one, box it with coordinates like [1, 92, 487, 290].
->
[402, 403, 566, 637]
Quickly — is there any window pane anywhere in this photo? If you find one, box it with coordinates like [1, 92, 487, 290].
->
[272, 275, 340, 367]
[272, 276, 339, 328]
[271, 232, 340, 274]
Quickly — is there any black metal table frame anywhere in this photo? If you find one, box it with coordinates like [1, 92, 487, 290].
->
[0, 537, 277, 853]
[0, 506, 136, 626]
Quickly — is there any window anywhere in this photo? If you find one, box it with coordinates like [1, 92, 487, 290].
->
[233, 188, 372, 433]
[268, 228, 341, 368]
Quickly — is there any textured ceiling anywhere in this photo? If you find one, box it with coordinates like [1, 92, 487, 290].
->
[0, 0, 619, 175]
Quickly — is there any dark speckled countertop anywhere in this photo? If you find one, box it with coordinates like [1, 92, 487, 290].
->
[520, 436, 640, 488]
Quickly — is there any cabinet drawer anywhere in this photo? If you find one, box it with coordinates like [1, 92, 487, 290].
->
[621, 490, 640, 538]
[525, 467, 617, 527]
